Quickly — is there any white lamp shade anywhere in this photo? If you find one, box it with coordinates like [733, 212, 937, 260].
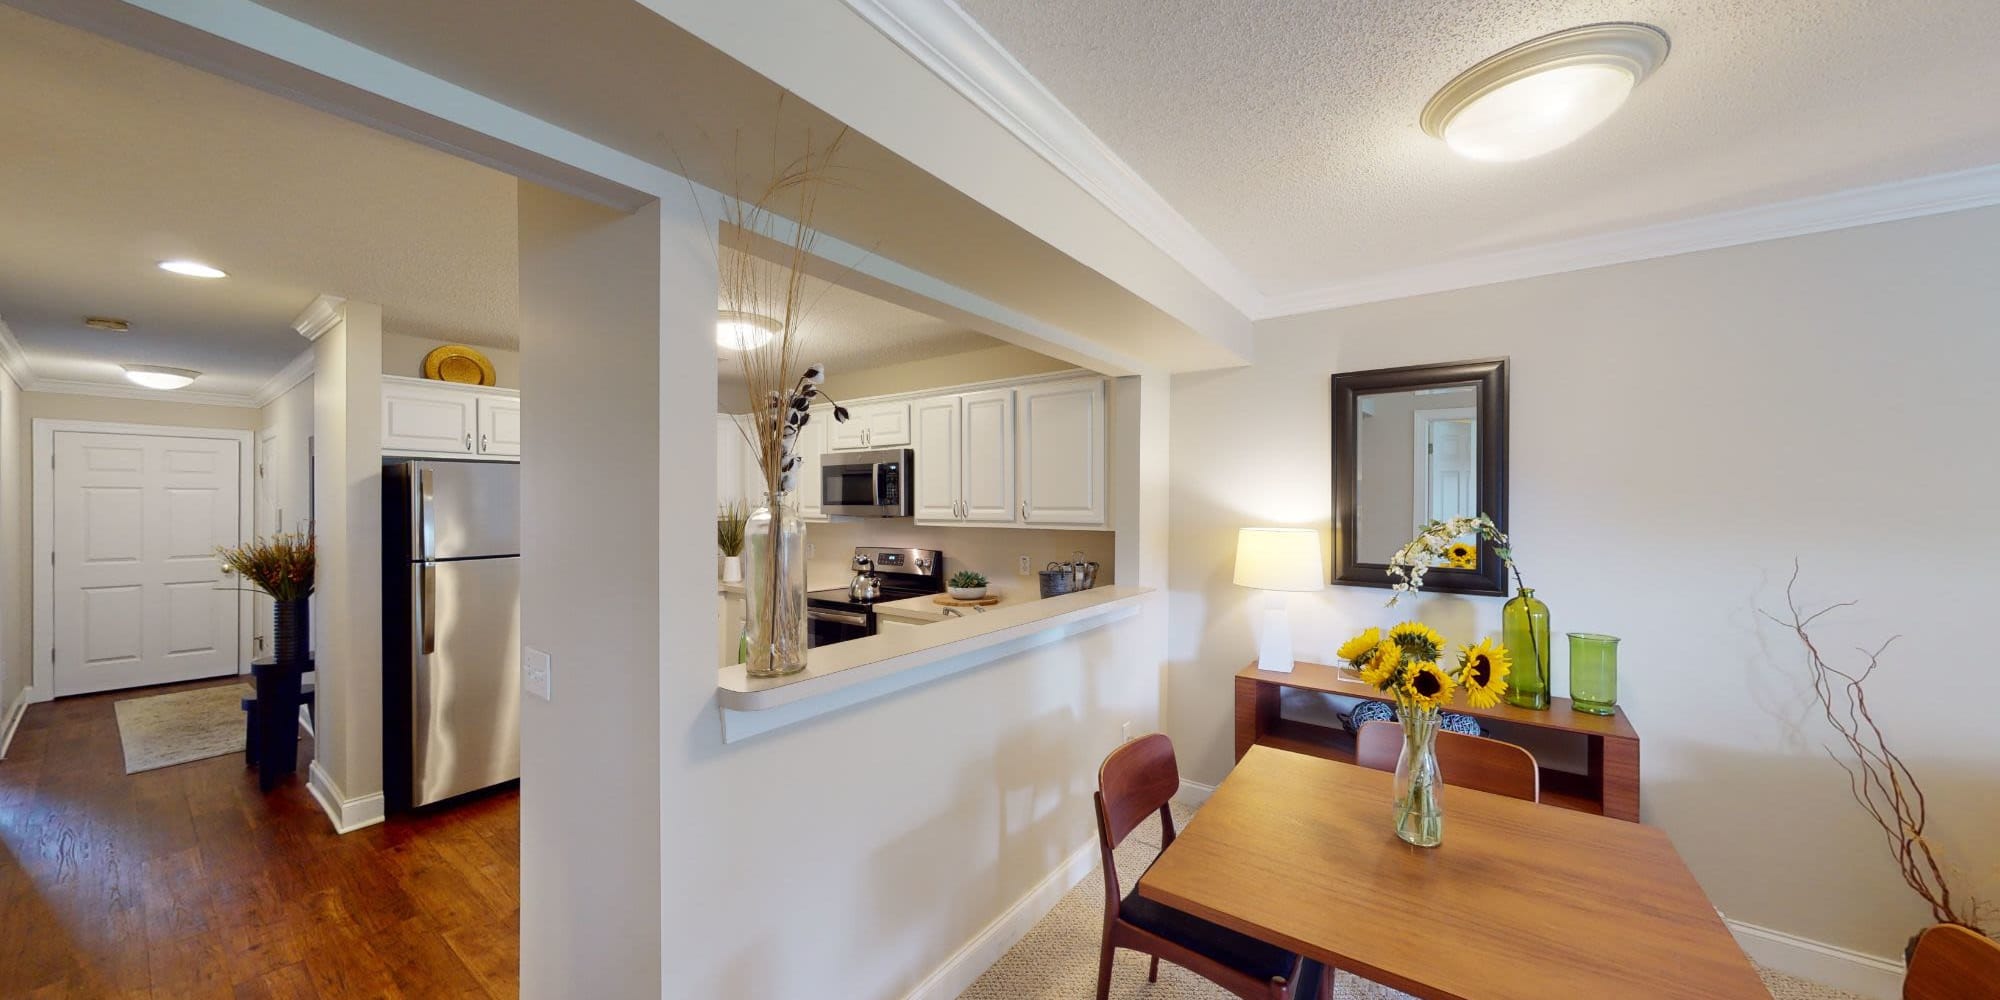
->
[1233, 528, 1324, 592]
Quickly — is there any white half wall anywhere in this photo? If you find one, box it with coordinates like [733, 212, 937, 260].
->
[0, 366, 29, 717]
[1167, 205, 2000, 971]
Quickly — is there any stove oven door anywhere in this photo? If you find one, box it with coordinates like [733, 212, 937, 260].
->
[807, 606, 873, 647]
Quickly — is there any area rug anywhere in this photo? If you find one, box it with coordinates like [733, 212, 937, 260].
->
[113, 684, 254, 774]
[958, 799, 1868, 1000]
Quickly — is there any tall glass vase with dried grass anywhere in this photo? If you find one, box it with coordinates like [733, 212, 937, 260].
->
[711, 121, 852, 678]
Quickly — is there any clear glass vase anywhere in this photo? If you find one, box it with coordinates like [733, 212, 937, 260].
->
[1502, 587, 1551, 710]
[1392, 706, 1445, 848]
[743, 492, 808, 678]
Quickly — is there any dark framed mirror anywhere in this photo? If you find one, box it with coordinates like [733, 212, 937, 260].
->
[1331, 358, 1509, 596]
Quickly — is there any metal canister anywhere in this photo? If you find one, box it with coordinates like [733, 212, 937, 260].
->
[1040, 563, 1076, 598]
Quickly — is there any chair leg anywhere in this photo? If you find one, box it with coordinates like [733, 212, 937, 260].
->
[1149, 955, 1159, 982]
[1320, 965, 1336, 1000]
[1096, 939, 1114, 1000]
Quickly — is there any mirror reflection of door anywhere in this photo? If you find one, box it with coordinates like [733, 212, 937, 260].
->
[1354, 386, 1478, 562]
[1416, 407, 1477, 531]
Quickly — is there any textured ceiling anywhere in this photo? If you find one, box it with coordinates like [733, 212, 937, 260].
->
[953, 0, 2000, 299]
[248, 0, 1232, 370]
[712, 247, 999, 373]
[0, 7, 519, 398]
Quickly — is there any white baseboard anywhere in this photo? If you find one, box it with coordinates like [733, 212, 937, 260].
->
[1727, 917, 1905, 1000]
[306, 759, 386, 834]
[0, 685, 32, 759]
[1176, 778, 1216, 808]
[903, 837, 1100, 1000]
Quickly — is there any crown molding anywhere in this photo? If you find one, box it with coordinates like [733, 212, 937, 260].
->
[838, 0, 1263, 315]
[22, 377, 262, 408]
[1259, 163, 2000, 318]
[291, 294, 346, 341]
[252, 348, 316, 407]
[0, 314, 34, 386]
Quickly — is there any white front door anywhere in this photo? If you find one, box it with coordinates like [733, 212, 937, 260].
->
[51, 431, 244, 696]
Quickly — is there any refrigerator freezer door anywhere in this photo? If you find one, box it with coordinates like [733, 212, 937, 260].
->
[417, 461, 520, 560]
[411, 556, 522, 806]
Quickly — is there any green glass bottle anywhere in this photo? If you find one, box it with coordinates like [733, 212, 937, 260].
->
[1568, 633, 1621, 716]
[1502, 587, 1550, 710]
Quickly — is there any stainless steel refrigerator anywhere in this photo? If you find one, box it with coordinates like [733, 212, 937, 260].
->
[383, 460, 521, 812]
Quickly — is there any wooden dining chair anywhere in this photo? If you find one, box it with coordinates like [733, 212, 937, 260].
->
[1354, 720, 1541, 802]
[1095, 734, 1332, 1000]
[1905, 922, 2000, 999]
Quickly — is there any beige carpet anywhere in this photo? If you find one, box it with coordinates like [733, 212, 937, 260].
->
[113, 684, 254, 773]
[960, 800, 1867, 1000]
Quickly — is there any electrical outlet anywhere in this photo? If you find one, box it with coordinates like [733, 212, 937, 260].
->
[1018, 555, 1032, 576]
[522, 646, 552, 701]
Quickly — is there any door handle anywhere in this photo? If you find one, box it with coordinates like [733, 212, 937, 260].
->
[418, 467, 435, 562]
[421, 563, 437, 655]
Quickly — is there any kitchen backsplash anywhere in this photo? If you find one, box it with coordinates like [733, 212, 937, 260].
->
[804, 521, 1114, 599]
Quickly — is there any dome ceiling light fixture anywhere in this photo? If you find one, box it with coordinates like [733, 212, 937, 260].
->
[157, 259, 228, 278]
[716, 310, 779, 351]
[1421, 22, 1670, 163]
[121, 364, 200, 390]
[84, 316, 132, 332]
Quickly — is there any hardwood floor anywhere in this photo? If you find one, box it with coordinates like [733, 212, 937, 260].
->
[0, 678, 520, 999]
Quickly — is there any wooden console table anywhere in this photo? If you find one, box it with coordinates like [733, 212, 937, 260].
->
[1235, 660, 1641, 821]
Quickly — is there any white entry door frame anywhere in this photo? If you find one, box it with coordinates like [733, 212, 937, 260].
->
[31, 420, 255, 703]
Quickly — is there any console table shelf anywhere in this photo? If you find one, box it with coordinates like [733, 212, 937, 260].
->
[1235, 660, 1641, 821]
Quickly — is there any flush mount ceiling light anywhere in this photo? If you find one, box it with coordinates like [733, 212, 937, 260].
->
[121, 364, 200, 390]
[716, 311, 779, 351]
[157, 259, 227, 279]
[1421, 23, 1669, 162]
[83, 316, 131, 332]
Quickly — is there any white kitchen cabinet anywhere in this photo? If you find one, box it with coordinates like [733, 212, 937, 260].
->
[826, 401, 912, 452]
[478, 395, 522, 457]
[1016, 378, 1107, 526]
[798, 405, 830, 521]
[911, 395, 962, 522]
[959, 388, 1016, 523]
[382, 376, 520, 461]
[383, 379, 477, 456]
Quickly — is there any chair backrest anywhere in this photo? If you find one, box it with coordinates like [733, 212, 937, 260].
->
[1906, 923, 2000, 1000]
[1355, 719, 1540, 803]
[1093, 734, 1180, 923]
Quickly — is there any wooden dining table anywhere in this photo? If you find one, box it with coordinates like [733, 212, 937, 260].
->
[1136, 746, 1768, 1000]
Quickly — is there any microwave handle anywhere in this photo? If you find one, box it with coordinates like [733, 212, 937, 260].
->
[874, 461, 889, 509]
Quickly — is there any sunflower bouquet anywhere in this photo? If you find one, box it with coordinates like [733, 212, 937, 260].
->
[1337, 621, 1511, 846]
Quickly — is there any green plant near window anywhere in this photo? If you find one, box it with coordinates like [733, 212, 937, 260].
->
[949, 570, 988, 589]
[717, 501, 748, 557]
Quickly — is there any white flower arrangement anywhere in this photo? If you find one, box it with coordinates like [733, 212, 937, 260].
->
[1385, 513, 1517, 606]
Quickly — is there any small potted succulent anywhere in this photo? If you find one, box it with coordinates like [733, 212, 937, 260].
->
[948, 570, 989, 601]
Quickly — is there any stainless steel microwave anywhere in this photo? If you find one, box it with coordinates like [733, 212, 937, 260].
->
[820, 448, 914, 518]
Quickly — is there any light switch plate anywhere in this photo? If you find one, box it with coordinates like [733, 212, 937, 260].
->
[522, 646, 552, 701]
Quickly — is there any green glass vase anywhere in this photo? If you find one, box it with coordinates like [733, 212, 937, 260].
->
[1568, 633, 1621, 716]
[1502, 587, 1551, 710]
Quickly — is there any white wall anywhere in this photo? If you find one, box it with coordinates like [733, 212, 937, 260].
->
[1168, 206, 2000, 965]
[257, 375, 315, 660]
[0, 368, 29, 719]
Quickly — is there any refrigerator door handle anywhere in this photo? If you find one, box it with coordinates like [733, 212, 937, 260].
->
[421, 563, 437, 655]
[418, 467, 435, 562]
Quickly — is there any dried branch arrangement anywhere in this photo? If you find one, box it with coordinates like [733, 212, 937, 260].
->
[713, 120, 853, 496]
[1766, 565, 1989, 935]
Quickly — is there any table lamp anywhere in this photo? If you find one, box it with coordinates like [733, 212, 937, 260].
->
[1233, 527, 1324, 673]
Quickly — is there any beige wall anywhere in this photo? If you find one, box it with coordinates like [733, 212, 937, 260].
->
[1168, 206, 2000, 965]
[311, 303, 384, 807]
[518, 185, 673, 997]
[804, 521, 1113, 598]
[0, 369, 28, 719]
[23, 390, 261, 430]
[382, 331, 521, 389]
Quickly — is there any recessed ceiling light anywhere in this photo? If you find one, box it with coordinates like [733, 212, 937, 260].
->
[83, 316, 131, 332]
[1421, 23, 1669, 163]
[157, 259, 227, 279]
[716, 311, 778, 351]
[121, 364, 200, 390]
